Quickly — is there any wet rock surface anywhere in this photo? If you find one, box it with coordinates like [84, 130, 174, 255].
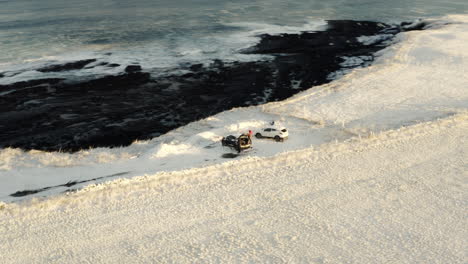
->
[0, 20, 421, 152]
[36, 59, 97, 72]
[124, 65, 142, 73]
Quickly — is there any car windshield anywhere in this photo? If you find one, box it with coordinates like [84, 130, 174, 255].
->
[281, 129, 287, 132]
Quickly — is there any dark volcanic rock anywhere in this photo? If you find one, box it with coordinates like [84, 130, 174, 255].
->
[125, 65, 142, 73]
[400, 20, 428, 31]
[37, 59, 97, 72]
[0, 78, 64, 95]
[0, 20, 425, 152]
[94, 62, 110, 67]
[189, 64, 203, 72]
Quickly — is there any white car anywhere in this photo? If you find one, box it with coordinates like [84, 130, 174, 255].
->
[255, 127, 288, 142]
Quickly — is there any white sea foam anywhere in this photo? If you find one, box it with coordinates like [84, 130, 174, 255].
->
[0, 20, 329, 85]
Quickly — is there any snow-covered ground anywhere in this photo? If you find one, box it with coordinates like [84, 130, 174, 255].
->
[0, 14, 467, 263]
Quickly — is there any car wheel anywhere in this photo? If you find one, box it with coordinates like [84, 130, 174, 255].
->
[274, 135, 281, 142]
[255, 133, 262, 138]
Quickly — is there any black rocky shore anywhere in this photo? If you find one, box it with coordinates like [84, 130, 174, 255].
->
[0, 20, 428, 152]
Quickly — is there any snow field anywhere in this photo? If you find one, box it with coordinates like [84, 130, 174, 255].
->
[0, 112, 466, 263]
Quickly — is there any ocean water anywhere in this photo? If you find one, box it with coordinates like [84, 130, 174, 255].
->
[1, 0, 468, 76]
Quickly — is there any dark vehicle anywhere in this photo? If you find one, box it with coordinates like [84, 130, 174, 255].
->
[221, 134, 252, 153]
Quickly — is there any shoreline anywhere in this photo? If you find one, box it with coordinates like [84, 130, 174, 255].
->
[0, 20, 425, 152]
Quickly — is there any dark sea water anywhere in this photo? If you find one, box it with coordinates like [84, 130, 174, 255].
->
[1, 0, 468, 82]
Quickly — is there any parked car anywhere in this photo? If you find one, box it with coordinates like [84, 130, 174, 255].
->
[221, 134, 252, 153]
[255, 127, 288, 142]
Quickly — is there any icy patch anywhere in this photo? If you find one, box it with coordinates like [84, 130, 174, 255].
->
[327, 56, 374, 80]
[339, 56, 373, 67]
[357, 34, 394, 45]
